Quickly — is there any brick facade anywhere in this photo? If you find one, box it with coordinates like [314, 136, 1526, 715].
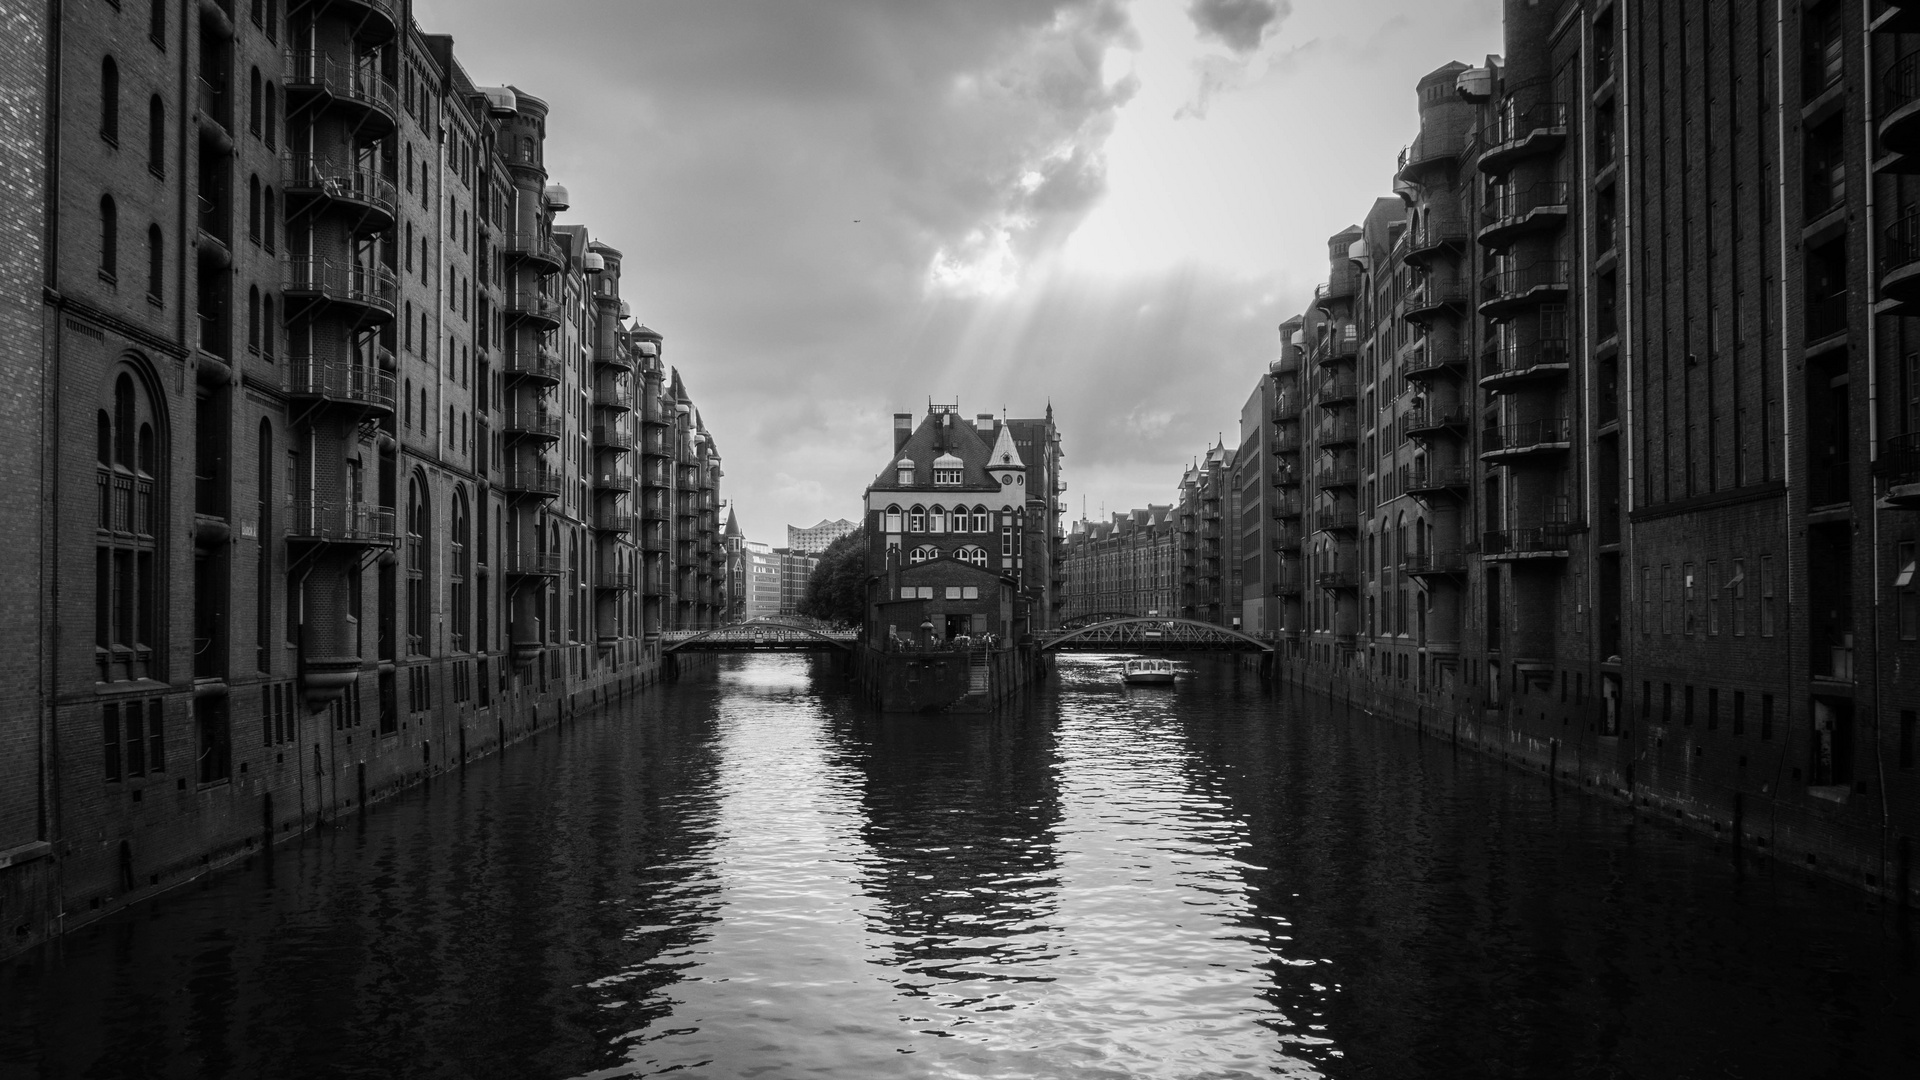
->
[0, 0, 731, 958]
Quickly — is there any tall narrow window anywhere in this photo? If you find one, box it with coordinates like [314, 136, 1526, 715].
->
[99, 195, 118, 280]
[149, 0, 166, 44]
[264, 84, 276, 149]
[145, 225, 162, 302]
[261, 295, 275, 359]
[247, 286, 260, 352]
[1760, 556, 1776, 636]
[451, 491, 470, 651]
[407, 476, 429, 656]
[249, 68, 262, 135]
[248, 175, 261, 244]
[257, 421, 272, 671]
[262, 187, 275, 252]
[147, 96, 164, 176]
[101, 56, 119, 143]
[96, 369, 166, 683]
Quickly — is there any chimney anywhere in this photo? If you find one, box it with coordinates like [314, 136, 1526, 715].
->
[893, 413, 912, 453]
[976, 413, 994, 432]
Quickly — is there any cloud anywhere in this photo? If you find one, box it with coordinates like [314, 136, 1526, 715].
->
[1186, 0, 1290, 53]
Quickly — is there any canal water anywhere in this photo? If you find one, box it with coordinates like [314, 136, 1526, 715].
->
[2, 655, 1917, 1079]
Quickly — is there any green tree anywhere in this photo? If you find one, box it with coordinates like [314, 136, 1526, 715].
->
[799, 525, 867, 626]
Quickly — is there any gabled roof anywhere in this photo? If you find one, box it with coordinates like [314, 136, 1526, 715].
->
[868, 409, 1006, 493]
[986, 424, 1024, 469]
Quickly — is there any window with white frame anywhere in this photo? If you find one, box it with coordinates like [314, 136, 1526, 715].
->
[971, 505, 989, 532]
[908, 504, 926, 532]
[884, 504, 902, 532]
[957, 545, 987, 567]
[934, 467, 963, 485]
[929, 505, 946, 533]
[909, 545, 938, 564]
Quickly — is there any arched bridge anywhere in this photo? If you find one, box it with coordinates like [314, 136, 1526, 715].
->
[659, 620, 858, 654]
[1039, 617, 1273, 653]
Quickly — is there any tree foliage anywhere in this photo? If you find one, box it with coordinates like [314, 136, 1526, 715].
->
[798, 525, 867, 626]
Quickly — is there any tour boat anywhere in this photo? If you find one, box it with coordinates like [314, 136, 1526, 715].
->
[1121, 658, 1176, 686]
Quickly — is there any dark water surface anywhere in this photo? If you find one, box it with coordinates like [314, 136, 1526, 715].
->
[3, 655, 1917, 1079]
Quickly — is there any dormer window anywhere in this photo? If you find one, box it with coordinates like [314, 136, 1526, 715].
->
[896, 457, 914, 486]
[934, 468, 962, 485]
[932, 451, 963, 485]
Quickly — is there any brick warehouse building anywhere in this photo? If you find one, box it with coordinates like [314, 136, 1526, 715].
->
[1059, 505, 1177, 622]
[1211, 0, 1920, 899]
[863, 405, 1062, 648]
[0, 0, 729, 956]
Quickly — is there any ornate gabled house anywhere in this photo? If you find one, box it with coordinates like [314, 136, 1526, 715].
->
[863, 406, 1044, 647]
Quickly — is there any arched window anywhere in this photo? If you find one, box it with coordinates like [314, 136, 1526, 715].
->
[99, 195, 117, 279]
[406, 475, 429, 656]
[957, 545, 987, 568]
[146, 225, 162, 302]
[263, 83, 277, 148]
[909, 545, 937, 565]
[971, 505, 989, 533]
[249, 68, 261, 135]
[568, 531, 581, 641]
[247, 286, 260, 352]
[928, 505, 945, 533]
[260, 295, 275, 359]
[147, 96, 164, 175]
[262, 186, 274, 251]
[883, 504, 902, 532]
[450, 490, 470, 651]
[248, 175, 261, 244]
[100, 56, 119, 143]
[908, 504, 926, 532]
[96, 365, 166, 682]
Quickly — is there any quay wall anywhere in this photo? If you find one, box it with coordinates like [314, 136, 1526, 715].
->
[851, 645, 1038, 713]
[1255, 655, 1915, 908]
[1, 651, 707, 962]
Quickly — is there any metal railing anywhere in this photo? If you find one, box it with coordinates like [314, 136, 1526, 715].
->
[283, 156, 397, 218]
[1885, 51, 1920, 116]
[594, 572, 635, 589]
[284, 256, 397, 314]
[1408, 463, 1472, 490]
[1318, 506, 1359, 532]
[503, 343, 563, 382]
[284, 52, 398, 120]
[1402, 550, 1468, 575]
[1483, 524, 1575, 555]
[289, 501, 396, 543]
[594, 384, 633, 410]
[1482, 418, 1572, 454]
[503, 464, 563, 496]
[1318, 375, 1357, 400]
[1480, 261, 1569, 302]
[1878, 432, 1920, 485]
[505, 289, 563, 322]
[1316, 463, 1360, 487]
[287, 357, 395, 408]
[1316, 565, 1360, 589]
[1805, 292, 1848, 341]
[1483, 338, 1571, 379]
[1483, 181, 1570, 225]
[503, 412, 564, 439]
[1398, 130, 1468, 173]
[592, 424, 633, 450]
[503, 550, 562, 576]
[1884, 211, 1920, 277]
[1318, 417, 1359, 444]
[503, 231, 565, 268]
[1405, 404, 1468, 432]
[594, 512, 634, 533]
[1473, 101, 1568, 157]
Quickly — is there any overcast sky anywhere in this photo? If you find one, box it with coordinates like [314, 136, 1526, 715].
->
[415, 0, 1502, 544]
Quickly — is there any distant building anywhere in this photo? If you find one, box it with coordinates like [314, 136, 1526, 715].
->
[1060, 507, 1177, 620]
[787, 518, 858, 555]
[775, 548, 819, 617]
[744, 542, 782, 621]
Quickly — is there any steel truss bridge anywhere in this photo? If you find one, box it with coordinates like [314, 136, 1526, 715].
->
[1039, 617, 1273, 653]
[659, 620, 858, 654]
